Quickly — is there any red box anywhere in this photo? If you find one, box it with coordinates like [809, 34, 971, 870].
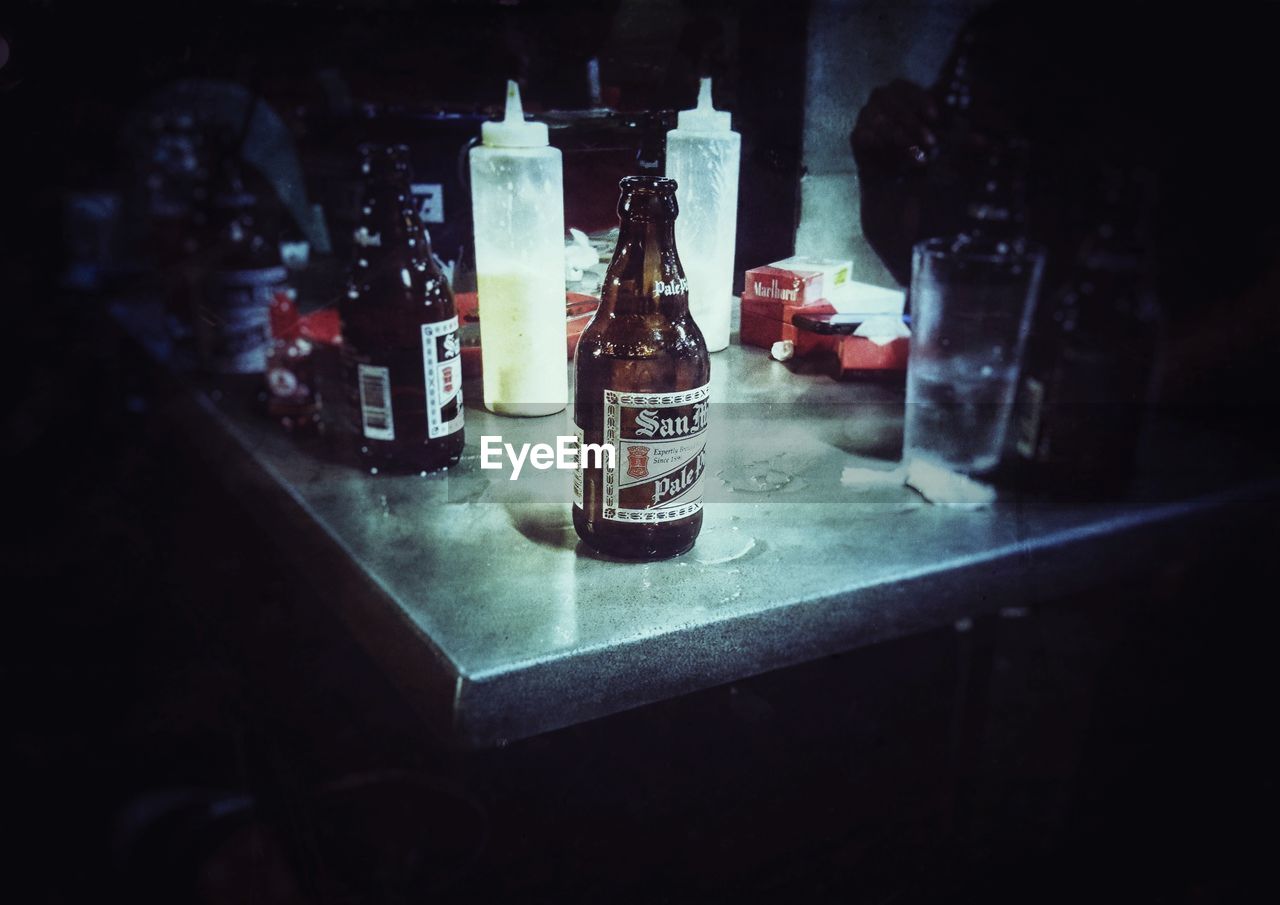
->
[739, 298, 909, 378]
[740, 306, 839, 358]
[742, 264, 826, 307]
[740, 294, 837, 327]
[836, 335, 910, 373]
[739, 293, 839, 357]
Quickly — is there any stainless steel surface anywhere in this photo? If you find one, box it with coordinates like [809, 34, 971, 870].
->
[114, 301, 1280, 747]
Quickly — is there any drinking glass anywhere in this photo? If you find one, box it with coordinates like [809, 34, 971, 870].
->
[904, 236, 1045, 474]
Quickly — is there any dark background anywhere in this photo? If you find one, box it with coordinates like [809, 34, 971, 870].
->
[3, 1, 1280, 902]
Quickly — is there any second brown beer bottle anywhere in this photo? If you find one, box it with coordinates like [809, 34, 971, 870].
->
[340, 144, 464, 472]
[573, 176, 710, 559]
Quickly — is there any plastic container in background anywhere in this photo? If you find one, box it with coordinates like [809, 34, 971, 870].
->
[665, 78, 740, 353]
[469, 80, 568, 416]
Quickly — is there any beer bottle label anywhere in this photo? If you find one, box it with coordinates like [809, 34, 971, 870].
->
[573, 425, 585, 509]
[422, 316, 464, 439]
[357, 363, 395, 441]
[602, 383, 709, 523]
[198, 265, 288, 373]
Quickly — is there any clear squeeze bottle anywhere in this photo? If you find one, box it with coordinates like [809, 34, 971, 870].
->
[664, 77, 740, 352]
[470, 80, 568, 416]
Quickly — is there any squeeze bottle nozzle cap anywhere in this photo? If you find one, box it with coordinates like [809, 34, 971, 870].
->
[676, 77, 731, 132]
[481, 80, 550, 148]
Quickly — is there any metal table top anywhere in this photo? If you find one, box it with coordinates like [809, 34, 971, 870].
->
[115, 301, 1279, 746]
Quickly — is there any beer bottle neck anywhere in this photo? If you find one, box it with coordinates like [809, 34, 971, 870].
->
[356, 180, 421, 260]
[350, 178, 453, 311]
[602, 218, 687, 316]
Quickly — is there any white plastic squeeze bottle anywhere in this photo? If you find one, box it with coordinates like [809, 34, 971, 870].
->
[665, 77, 741, 352]
[470, 80, 568, 416]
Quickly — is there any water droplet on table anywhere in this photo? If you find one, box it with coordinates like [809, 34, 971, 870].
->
[694, 529, 757, 565]
[718, 463, 793, 494]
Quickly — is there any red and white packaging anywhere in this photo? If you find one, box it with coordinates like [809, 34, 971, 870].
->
[741, 257, 845, 357]
[739, 298, 839, 358]
[265, 289, 342, 431]
[743, 262, 828, 309]
[739, 256, 909, 376]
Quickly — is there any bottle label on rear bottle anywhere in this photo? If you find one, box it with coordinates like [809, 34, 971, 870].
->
[422, 316, 464, 439]
[198, 266, 288, 373]
[602, 384, 709, 523]
[358, 364, 395, 441]
[573, 425, 585, 509]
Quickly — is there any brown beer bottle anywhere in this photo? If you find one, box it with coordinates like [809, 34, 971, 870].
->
[340, 144, 464, 473]
[573, 176, 710, 559]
